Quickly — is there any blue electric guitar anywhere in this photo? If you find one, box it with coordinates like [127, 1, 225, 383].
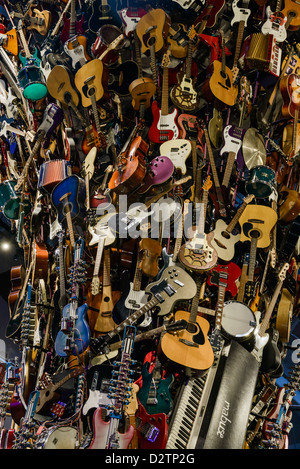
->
[54, 238, 90, 357]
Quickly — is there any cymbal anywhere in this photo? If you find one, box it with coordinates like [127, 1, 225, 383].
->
[242, 128, 266, 169]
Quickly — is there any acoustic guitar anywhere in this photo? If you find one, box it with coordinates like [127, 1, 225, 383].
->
[202, 31, 238, 107]
[158, 277, 214, 371]
[280, 0, 300, 30]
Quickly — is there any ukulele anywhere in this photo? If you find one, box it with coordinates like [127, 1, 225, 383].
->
[202, 31, 238, 107]
[210, 194, 255, 262]
[149, 50, 179, 143]
[178, 176, 218, 272]
[238, 204, 278, 302]
[158, 277, 214, 371]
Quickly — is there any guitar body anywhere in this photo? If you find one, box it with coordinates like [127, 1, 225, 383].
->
[60, 13, 84, 44]
[160, 139, 191, 175]
[46, 64, 79, 108]
[178, 230, 218, 272]
[210, 218, 240, 261]
[54, 303, 90, 357]
[108, 136, 147, 195]
[94, 286, 117, 334]
[279, 186, 300, 223]
[89, 407, 134, 449]
[136, 402, 168, 450]
[108, 61, 139, 96]
[124, 284, 149, 313]
[119, 7, 147, 37]
[261, 328, 283, 376]
[137, 354, 173, 415]
[129, 77, 156, 111]
[87, 0, 122, 33]
[207, 262, 241, 297]
[177, 113, 204, 150]
[170, 72, 199, 112]
[261, 6, 287, 41]
[8, 265, 25, 314]
[280, 73, 300, 118]
[74, 59, 108, 107]
[137, 156, 174, 195]
[158, 310, 214, 371]
[51, 175, 86, 224]
[281, 0, 300, 30]
[239, 205, 278, 248]
[202, 60, 238, 107]
[135, 9, 170, 55]
[149, 101, 179, 143]
[27, 7, 52, 36]
[276, 288, 293, 343]
[194, 0, 225, 28]
[64, 35, 92, 68]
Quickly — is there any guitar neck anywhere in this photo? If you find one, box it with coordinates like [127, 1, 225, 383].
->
[102, 248, 111, 287]
[132, 258, 143, 292]
[172, 212, 184, 263]
[185, 39, 193, 80]
[221, 150, 236, 188]
[292, 108, 299, 157]
[189, 277, 202, 323]
[248, 236, 258, 282]
[259, 279, 284, 337]
[233, 20, 245, 69]
[58, 235, 66, 298]
[215, 283, 227, 331]
[226, 196, 254, 234]
[237, 261, 248, 302]
[204, 128, 226, 216]
[93, 237, 105, 279]
[161, 65, 169, 116]
[69, 0, 76, 38]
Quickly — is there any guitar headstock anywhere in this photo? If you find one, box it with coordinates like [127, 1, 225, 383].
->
[161, 49, 171, 69]
[91, 276, 100, 296]
[244, 194, 255, 205]
[278, 262, 289, 282]
[202, 175, 212, 192]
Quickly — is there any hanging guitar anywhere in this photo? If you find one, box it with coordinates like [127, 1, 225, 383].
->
[54, 238, 90, 357]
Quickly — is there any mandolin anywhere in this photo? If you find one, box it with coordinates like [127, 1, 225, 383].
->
[149, 50, 179, 143]
[179, 176, 218, 272]
[158, 277, 214, 371]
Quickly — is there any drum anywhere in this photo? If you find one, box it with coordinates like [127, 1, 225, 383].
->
[36, 426, 78, 449]
[221, 300, 257, 349]
[18, 64, 48, 101]
[38, 160, 71, 192]
[92, 25, 124, 65]
[245, 165, 275, 199]
[0, 180, 31, 220]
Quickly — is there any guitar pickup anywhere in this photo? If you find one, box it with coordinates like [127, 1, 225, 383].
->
[163, 284, 177, 296]
[143, 423, 159, 443]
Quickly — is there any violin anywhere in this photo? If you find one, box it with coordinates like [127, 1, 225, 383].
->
[139, 238, 162, 278]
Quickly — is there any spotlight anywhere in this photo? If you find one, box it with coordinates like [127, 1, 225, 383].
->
[0, 241, 11, 251]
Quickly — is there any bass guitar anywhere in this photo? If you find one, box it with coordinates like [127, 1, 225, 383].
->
[158, 277, 214, 371]
[149, 50, 179, 143]
[230, 0, 251, 82]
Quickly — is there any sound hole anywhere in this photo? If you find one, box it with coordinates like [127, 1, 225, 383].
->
[250, 229, 260, 239]
[221, 231, 230, 239]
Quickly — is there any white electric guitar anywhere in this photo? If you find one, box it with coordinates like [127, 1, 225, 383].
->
[160, 138, 191, 175]
[261, 3, 287, 43]
[220, 124, 245, 187]
[88, 212, 116, 295]
[171, 0, 206, 12]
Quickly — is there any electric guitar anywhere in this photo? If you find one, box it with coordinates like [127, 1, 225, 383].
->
[54, 238, 90, 357]
[90, 264, 197, 355]
[170, 26, 199, 112]
[220, 124, 245, 188]
[210, 194, 254, 261]
[119, 6, 147, 37]
[158, 277, 214, 371]
[179, 176, 218, 272]
[230, 0, 251, 82]
[159, 139, 191, 175]
[149, 50, 179, 143]
[88, 326, 136, 449]
[261, 0, 287, 42]
[60, 0, 84, 44]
